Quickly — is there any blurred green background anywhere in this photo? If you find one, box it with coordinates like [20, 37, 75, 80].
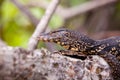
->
[0, 0, 120, 48]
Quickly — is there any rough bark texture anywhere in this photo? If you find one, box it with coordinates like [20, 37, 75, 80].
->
[0, 41, 112, 80]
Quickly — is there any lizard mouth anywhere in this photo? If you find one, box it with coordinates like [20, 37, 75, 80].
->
[37, 35, 53, 42]
[37, 33, 61, 43]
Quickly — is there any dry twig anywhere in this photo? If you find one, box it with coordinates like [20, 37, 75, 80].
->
[28, 0, 117, 20]
[11, 0, 39, 26]
[28, 0, 60, 50]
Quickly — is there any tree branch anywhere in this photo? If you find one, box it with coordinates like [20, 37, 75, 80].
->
[61, 0, 117, 20]
[28, 0, 117, 20]
[0, 44, 112, 80]
[28, 0, 60, 50]
[11, 0, 39, 26]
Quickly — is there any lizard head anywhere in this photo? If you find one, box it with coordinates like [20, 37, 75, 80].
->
[38, 29, 78, 51]
[38, 29, 95, 52]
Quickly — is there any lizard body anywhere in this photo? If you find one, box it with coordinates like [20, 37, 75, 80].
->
[38, 29, 120, 80]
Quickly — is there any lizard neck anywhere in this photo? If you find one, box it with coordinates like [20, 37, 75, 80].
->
[54, 29, 98, 53]
[67, 31, 97, 53]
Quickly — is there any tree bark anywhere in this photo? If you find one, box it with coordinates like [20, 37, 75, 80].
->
[0, 41, 112, 80]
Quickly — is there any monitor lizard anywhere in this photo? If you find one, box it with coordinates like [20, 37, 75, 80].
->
[37, 28, 120, 80]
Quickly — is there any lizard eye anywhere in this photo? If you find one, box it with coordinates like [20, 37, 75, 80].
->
[64, 32, 70, 37]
